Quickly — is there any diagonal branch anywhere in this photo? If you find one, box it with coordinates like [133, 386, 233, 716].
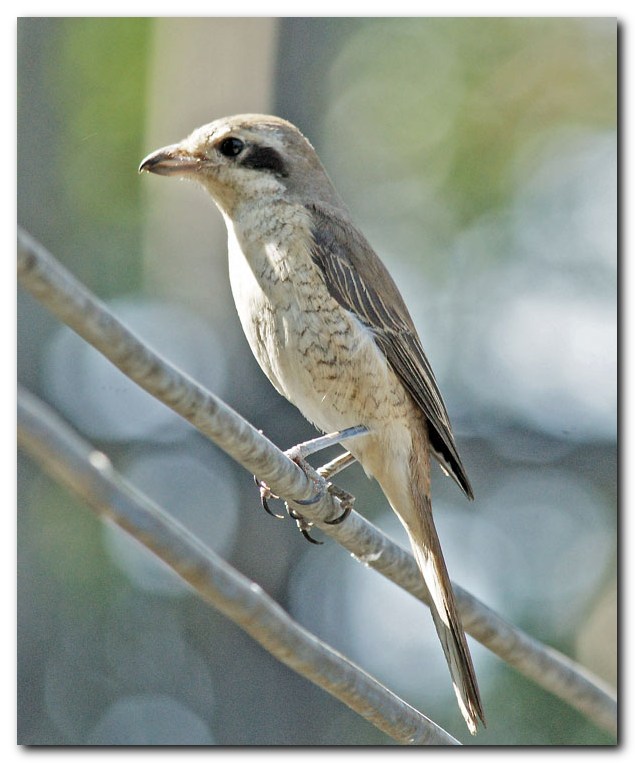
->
[17, 387, 459, 746]
[16, 228, 617, 737]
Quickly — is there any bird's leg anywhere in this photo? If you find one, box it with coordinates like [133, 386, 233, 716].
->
[255, 426, 367, 541]
[285, 426, 366, 539]
[311, 451, 358, 525]
[317, 450, 357, 481]
[284, 425, 367, 462]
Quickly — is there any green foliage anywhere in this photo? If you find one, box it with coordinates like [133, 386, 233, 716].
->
[53, 18, 151, 225]
[325, 18, 616, 229]
[32, 18, 154, 294]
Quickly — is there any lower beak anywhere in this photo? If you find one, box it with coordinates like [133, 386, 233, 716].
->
[138, 144, 203, 176]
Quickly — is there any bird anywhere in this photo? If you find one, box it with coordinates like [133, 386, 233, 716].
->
[139, 114, 484, 734]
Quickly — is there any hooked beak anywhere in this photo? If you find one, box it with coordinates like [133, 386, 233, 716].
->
[138, 144, 204, 176]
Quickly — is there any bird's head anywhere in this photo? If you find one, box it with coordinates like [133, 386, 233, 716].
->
[139, 114, 342, 216]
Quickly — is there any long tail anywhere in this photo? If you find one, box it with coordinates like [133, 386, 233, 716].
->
[358, 422, 484, 732]
[405, 506, 485, 734]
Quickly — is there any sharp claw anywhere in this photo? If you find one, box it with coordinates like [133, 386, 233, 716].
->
[254, 475, 285, 519]
[300, 527, 323, 545]
[288, 455, 324, 505]
[293, 490, 324, 506]
[323, 484, 354, 525]
[287, 503, 323, 544]
[287, 504, 304, 523]
[324, 501, 352, 525]
[261, 493, 285, 519]
[254, 443, 357, 542]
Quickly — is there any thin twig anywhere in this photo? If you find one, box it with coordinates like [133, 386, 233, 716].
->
[16, 228, 617, 737]
[17, 387, 459, 746]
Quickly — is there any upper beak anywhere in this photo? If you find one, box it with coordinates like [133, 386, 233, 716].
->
[138, 144, 203, 176]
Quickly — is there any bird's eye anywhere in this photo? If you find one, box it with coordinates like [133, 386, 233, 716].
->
[218, 137, 244, 157]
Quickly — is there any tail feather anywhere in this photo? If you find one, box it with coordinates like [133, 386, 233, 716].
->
[360, 419, 484, 733]
[408, 525, 485, 734]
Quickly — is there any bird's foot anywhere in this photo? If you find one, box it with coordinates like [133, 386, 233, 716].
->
[283, 454, 357, 541]
[253, 426, 367, 542]
[282, 450, 327, 544]
[253, 475, 285, 519]
[284, 483, 354, 541]
[322, 483, 355, 525]
[286, 503, 324, 545]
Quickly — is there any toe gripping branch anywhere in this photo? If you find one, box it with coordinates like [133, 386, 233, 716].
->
[253, 426, 367, 544]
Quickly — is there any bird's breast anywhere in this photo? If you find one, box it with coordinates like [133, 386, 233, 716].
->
[225, 205, 411, 443]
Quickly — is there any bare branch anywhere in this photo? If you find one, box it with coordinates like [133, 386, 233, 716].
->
[16, 229, 314, 506]
[17, 387, 459, 746]
[17, 228, 617, 737]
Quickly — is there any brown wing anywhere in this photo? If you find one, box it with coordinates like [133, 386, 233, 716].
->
[306, 202, 474, 499]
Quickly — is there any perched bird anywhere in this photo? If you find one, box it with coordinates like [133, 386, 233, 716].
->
[140, 114, 484, 733]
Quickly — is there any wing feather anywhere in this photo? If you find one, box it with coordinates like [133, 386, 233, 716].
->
[306, 202, 473, 499]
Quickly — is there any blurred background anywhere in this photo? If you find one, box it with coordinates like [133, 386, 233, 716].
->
[17, 17, 616, 745]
